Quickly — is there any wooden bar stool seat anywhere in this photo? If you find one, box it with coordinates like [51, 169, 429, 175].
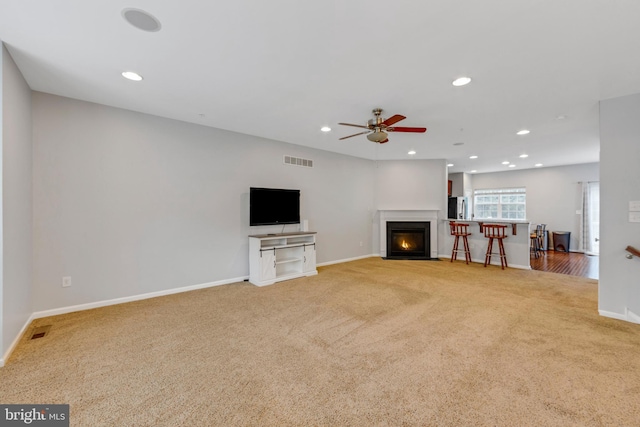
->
[483, 224, 508, 269]
[450, 222, 472, 264]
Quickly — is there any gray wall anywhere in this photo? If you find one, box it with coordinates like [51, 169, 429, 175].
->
[470, 163, 599, 251]
[599, 93, 640, 322]
[1, 45, 33, 362]
[372, 159, 447, 254]
[449, 172, 464, 197]
[375, 160, 446, 210]
[32, 92, 375, 312]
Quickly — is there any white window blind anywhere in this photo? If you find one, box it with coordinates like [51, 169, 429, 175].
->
[473, 187, 526, 220]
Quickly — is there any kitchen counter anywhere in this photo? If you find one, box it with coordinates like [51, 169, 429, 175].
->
[441, 219, 532, 269]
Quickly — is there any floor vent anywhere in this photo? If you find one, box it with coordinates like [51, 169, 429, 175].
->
[30, 325, 52, 340]
[284, 155, 313, 168]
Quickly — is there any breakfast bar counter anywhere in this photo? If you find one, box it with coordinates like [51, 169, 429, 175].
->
[441, 219, 532, 269]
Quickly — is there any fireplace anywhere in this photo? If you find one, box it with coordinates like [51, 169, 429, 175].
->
[386, 221, 430, 260]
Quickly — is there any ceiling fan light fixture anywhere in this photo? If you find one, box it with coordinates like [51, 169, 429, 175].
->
[367, 131, 388, 143]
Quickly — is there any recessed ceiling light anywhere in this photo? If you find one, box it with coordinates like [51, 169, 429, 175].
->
[535, 163, 543, 167]
[122, 8, 162, 32]
[519, 154, 528, 158]
[447, 163, 454, 167]
[122, 71, 143, 81]
[502, 161, 510, 165]
[452, 77, 471, 87]
[509, 164, 516, 168]
[320, 126, 331, 132]
[556, 115, 566, 120]
[408, 150, 416, 155]
[516, 129, 530, 135]
[469, 155, 478, 159]
[470, 170, 477, 173]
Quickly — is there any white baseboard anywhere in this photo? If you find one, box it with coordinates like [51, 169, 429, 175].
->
[627, 308, 640, 324]
[31, 276, 248, 320]
[437, 254, 530, 270]
[599, 308, 640, 324]
[599, 310, 628, 322]
[1, 312, 37, 368]
[39, 258, 408, 316]
[317, 254, 376, 267]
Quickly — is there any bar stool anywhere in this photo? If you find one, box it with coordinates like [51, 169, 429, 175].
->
[483, 224, 508, 269]
[530, 224, 546, 258]
[450, 222, 472, 264]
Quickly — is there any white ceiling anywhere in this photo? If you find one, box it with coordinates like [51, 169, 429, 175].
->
[2, 1, 639, 173]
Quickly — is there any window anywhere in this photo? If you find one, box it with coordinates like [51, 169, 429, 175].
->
[473, 188, 526, 220]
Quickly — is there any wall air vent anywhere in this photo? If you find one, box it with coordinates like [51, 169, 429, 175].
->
[284, 156, 313, 168]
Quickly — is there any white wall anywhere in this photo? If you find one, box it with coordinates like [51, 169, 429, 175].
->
[599, 93, 640, 323]
[32, 92, 375, 312]
[1, 45, 33, 364]
[471, 163, 599, 251]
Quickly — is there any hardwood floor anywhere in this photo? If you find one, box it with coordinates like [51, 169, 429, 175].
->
[530, 250, 599, 279]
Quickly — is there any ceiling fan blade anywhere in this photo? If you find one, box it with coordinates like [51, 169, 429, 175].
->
[382, 114, 406, 127]
[339, 131, 370, 140]
[338, 122, 370, 129]
[388, 126, 427, 133]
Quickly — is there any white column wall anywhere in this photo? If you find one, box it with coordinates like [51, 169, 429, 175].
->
[599, 93, 640, 323]
[1, 44, 33, 365]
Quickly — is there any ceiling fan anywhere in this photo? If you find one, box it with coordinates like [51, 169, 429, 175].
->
[338, 108, 427, 143]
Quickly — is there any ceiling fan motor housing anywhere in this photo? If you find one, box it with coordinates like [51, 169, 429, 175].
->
[368, 118, 384, 127]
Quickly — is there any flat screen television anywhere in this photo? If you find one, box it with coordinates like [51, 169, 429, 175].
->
[250, 187, 300, 226]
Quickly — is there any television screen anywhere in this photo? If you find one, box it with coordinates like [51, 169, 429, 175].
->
[250, 187, 300, 226]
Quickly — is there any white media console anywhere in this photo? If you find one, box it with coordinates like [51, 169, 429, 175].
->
[249, 232, 317, 286]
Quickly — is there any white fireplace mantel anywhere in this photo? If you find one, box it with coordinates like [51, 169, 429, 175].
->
[379, 210, 439, 258]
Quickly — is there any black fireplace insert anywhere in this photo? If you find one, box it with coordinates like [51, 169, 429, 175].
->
[386, 221, 430, 260]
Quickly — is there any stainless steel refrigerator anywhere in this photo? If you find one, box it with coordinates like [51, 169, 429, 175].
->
[447, 196, 468, 220]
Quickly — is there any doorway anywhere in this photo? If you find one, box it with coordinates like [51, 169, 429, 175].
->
[583, 182, 600, 255]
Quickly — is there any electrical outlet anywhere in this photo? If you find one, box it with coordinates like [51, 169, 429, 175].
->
[62, 276, 72, 287]
[360, 241, 363, 247]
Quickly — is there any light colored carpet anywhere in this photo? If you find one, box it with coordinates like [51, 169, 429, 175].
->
[2, 258, 639, 426]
